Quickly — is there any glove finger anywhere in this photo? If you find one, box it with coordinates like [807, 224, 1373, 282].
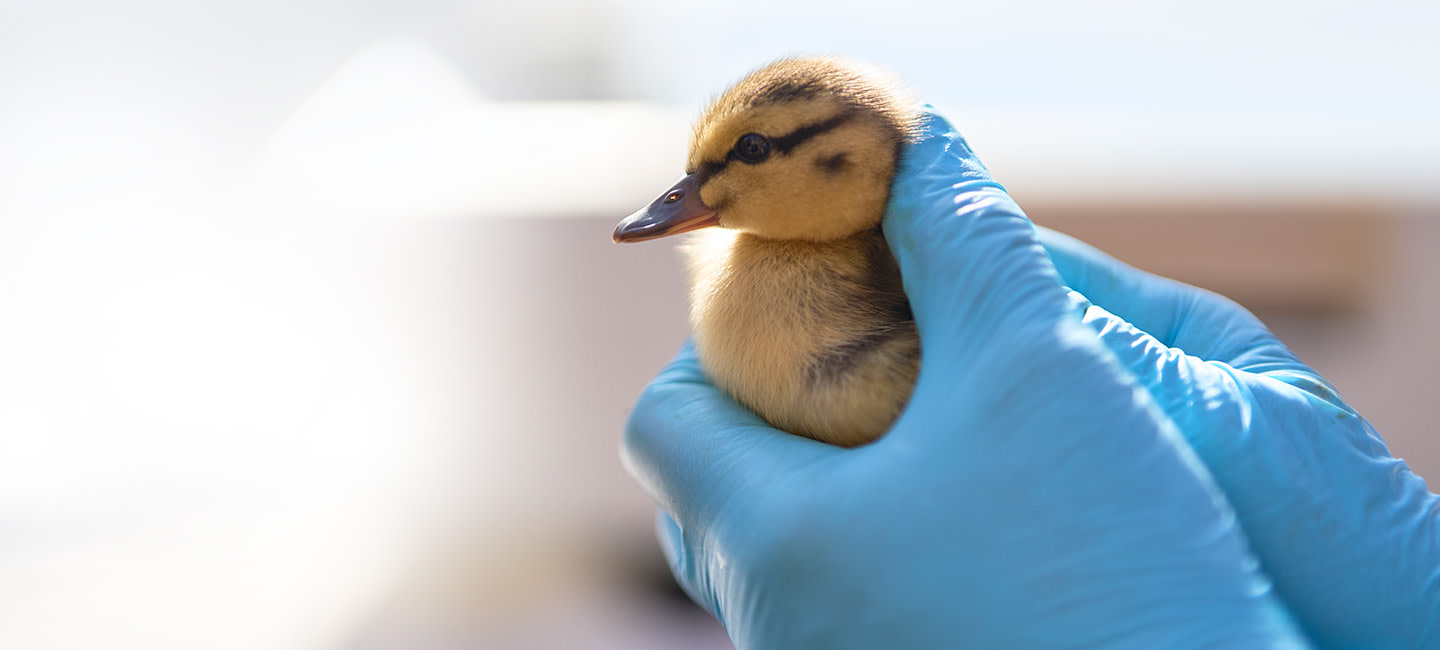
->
[1038, 227, 1345, 406]
[882, 107, 1080, 401]
[1073, 292, 1356, 455]
[621, 341, 840, 533]
[1073, 294, 1238, 434]
[1037, 227, 1258, 356]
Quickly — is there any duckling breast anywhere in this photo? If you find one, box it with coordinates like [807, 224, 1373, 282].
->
[685, 228, 919, 446]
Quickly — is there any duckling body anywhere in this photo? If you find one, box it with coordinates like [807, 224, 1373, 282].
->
[616, 57, 919, 446]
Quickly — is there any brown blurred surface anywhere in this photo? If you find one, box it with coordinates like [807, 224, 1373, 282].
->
[1031, 200, 1395, 313]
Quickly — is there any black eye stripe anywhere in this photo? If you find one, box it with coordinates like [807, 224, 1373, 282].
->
[769, 112, 853, 154]
[695, 159, 726, 186]
[693, 111, 857, 186]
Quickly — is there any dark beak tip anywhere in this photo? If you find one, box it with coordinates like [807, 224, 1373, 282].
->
[613, 174, 717, 244]
[611, 211, 649, 243]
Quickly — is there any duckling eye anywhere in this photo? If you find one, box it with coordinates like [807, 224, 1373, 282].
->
[734, 134, 771, 164]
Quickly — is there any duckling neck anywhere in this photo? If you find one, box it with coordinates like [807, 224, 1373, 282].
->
[729, 228, 906, 298]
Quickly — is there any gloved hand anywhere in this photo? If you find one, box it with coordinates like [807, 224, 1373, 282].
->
[621, 107, 1310, 649]
[1038, 227, 1440, 649]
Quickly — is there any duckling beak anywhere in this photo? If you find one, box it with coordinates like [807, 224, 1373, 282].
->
[613, 174, 720, 243]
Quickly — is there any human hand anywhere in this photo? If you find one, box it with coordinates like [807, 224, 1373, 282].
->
[1039, 227, 1440, 649]
[621, 107, 1309, 649]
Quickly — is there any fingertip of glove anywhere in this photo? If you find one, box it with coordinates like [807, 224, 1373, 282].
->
[900, 105, 991, 174]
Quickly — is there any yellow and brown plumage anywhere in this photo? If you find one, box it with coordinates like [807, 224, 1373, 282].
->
[614, 57, 920, 446]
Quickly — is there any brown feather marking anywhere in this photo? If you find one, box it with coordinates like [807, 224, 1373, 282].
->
[817, 152, 849, 175]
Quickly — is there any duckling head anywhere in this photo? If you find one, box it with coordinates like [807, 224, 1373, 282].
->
[614, 57, 916, 243]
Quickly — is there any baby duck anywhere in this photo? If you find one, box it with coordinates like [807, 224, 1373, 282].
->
[614, 57, 919, 447]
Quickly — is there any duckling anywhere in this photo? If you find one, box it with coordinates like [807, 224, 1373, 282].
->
[614, 57, 919, 447]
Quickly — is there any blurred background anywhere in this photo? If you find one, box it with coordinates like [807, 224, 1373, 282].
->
[1, 1, 1437, 648]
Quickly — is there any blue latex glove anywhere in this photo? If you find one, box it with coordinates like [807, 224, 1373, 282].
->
[621, 107, 1310, 649]
[1038, 227, 1440, 649]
